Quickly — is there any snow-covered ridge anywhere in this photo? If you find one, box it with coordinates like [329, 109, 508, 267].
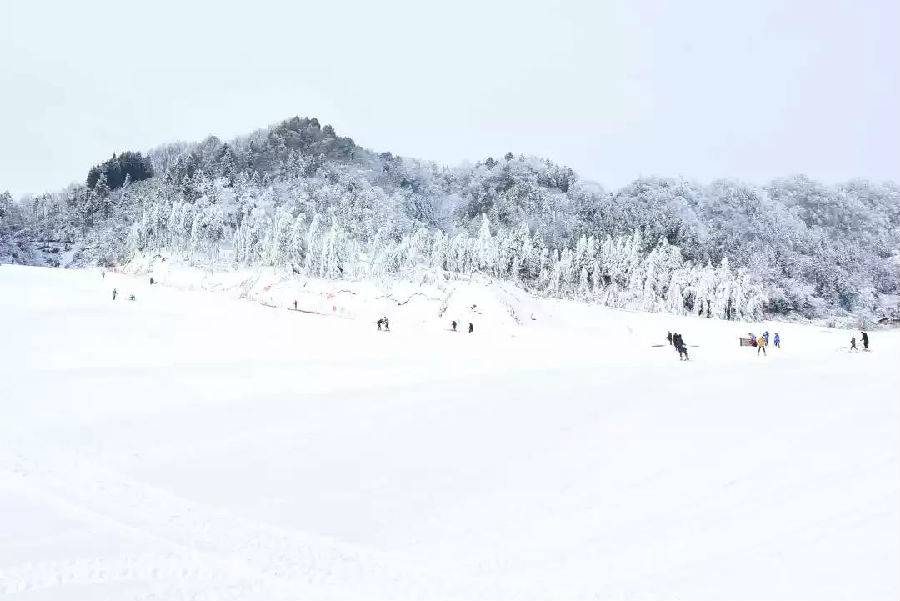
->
[3, 117, 899, 325]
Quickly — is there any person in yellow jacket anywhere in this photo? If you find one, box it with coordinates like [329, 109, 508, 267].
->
[757, 333, 768, 355]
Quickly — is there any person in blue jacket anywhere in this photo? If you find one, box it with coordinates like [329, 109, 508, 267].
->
[763, 331, 769, 345]
[773, 332, 780, 348]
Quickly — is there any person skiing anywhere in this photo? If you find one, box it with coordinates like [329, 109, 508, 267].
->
[749, 333, 757, 347]
[383, 317, 390, 331]
[112, 288, 117, 300]
[763, 331, 769, 345]
[468, 322, 474, 334]
[451, 320, 458, 331]
[757, 333, 767, 356]
[377, 318, 384, 331]
[293, 300, 298, 311]
[861, 331, 869, 351]
[149, 277, 154, 285]
[674, 333, 688, 360]
[773, 333, 780, 348]
[850, 337, 858, 351]
[667, 331, 673, 345]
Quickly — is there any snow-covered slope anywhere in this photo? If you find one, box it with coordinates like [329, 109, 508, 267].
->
[1, 265, 898, 600]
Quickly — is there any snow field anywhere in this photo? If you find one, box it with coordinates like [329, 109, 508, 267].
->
[1, 264, 898, 600]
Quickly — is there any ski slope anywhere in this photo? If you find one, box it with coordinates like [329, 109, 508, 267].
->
[1, 264, 898, 600]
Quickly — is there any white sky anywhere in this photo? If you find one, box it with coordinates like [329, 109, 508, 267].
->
[1, 0, 898, 197]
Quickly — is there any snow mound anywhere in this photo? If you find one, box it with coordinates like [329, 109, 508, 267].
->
[123, 255, 550, 333]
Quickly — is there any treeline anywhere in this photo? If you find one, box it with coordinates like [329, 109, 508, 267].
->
[5, 115, 900, 323]
[87, 152, 154, 191]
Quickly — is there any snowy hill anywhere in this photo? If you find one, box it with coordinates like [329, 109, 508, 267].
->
[2, 264, 898, 599]
[3, 116, 899, 325]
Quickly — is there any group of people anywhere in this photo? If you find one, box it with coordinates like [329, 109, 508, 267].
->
[109, 271, 154, 301]
[666, 331, 689, 361]
[111, 288, 135, 301]
[747, 331, 779, 355]
[850, 331, 869, 351]
[451, 320, 475, 333]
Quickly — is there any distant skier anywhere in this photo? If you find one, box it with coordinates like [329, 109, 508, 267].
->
[674, 333, 688, 360]
[102, 270, 106, 279]
[452, 320, 458, 331]
[763, 331, 769, 345]
[861, 331, 869, 351]
[293, 300, 298, 311]
[468, 322, 474, 334]
[377, 318, 384, 331]
[112, 288, 117, 300]
[667, 331, 673, 346]
[129, 294, 135, 301]
[773, 333, 780, 348]
[749, 333, 757, 347]
[383, 317, 390, 331]
[850, 337, 858, 351]
[149, 277, 155, 285]
[757, 334, 767, 356]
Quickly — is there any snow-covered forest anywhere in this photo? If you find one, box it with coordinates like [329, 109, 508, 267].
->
[2, 116, 898, 324]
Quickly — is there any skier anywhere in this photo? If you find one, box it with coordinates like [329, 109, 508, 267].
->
[763, 331, 769, 345]
[293, 300, 298, 311]
[149, 277, 155, 285]
[112, 288, 117, 300]
[674, 333, 688, 360]
[377, 318, 384, 331]
[748, 333, 757, 347]
[850, 337, 858, 351]
[451, 320, 458, 331]
[383, 317, 390, 331]
[774, 333, 780, 348]
[129, 294, 135, 301]
[667, 331, 673, 345]
[468, 322, 474, 334]
[757, 333, 767, 356]
[861, 331, 869, 351]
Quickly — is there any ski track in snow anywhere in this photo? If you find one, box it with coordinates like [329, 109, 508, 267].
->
[0, 444, 469, 600]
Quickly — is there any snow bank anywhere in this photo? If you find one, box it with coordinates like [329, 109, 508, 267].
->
[122, 254, 551, 333]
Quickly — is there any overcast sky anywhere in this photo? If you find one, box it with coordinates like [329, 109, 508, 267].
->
[1, 0, 897, 197]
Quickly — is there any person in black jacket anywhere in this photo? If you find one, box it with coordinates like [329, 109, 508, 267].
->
[861, 331, 869, 350]
[451, 320, 458, 331]
[673, 333, 689, 361]
[468, 322, 474, 333]
[667, 331, 673, 345]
